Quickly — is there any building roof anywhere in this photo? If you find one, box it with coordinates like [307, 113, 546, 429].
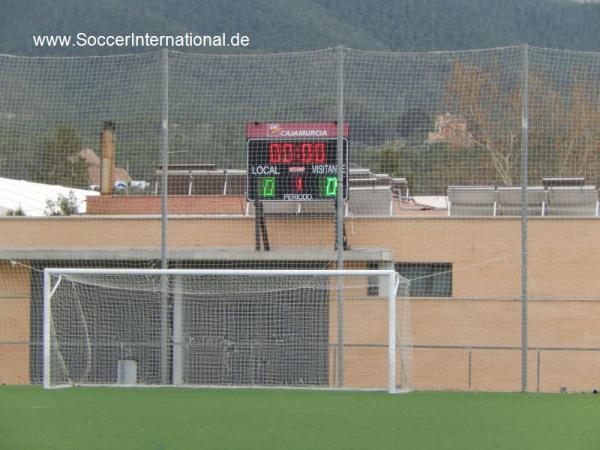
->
[0, 177, 99, 217]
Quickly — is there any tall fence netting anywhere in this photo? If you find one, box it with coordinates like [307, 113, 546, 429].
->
[1, 46, 600, 392]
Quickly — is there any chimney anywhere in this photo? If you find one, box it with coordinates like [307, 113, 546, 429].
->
[100, 121, 116, 195]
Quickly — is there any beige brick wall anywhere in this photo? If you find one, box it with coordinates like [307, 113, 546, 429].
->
[1, 216, 600, 391]
[0, 261, 30, 384]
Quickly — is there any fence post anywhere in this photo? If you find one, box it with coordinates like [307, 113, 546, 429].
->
[160, 48, 170, 384]
[336, 45, 345, 259]
[336, 45, 345, 387]
[520, 44, 529, 393]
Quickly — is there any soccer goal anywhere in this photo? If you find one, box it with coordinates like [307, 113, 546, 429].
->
[43, 268, 411, 393]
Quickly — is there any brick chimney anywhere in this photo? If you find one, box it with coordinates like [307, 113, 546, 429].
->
[100, 121, 116, 195]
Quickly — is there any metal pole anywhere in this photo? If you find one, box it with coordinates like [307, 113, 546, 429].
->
[520, 44, 529, 393]
[336, 45, 345, 388]
[45, 268, 397, 277]
[387, 272, 397, 393]
[160, 48, 170, 384]
[172, 275, 183, 385]
[336, 50, 345, 256]
[43, 270, 51, 389]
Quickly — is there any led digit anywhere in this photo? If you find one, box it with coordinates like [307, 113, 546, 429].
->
[282, 143, 293, 163]
[261, 177, 276, 198]
[301, 143, 312, 163]
[269, 143, 281, 164]
[325, 177, 337, 197]
[314, 142, 326, 164]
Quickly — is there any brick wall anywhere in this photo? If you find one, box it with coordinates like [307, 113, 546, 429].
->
[1, 216, 600, 391]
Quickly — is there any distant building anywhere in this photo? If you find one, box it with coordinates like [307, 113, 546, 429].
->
[79, 148, 131, 189]
[427, 113, 475, 148]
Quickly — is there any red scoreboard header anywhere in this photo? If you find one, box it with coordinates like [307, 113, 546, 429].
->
[246, 122, 349, 202]
[246, 122, 349, 139]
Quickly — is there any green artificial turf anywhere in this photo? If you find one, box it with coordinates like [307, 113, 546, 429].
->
[1, 386, 599, 450]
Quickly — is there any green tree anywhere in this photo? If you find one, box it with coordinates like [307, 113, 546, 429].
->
[5, 206, 25, 216]
[44, 191, 80, 216]
[397, 108, 433, 143]
[32, 125, 89, 188]
[376, 142, 402, 176]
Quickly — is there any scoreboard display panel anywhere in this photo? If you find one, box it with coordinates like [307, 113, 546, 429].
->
[246, 123, 348, 202]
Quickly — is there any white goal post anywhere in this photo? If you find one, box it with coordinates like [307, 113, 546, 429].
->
[43, 268, 411, 393]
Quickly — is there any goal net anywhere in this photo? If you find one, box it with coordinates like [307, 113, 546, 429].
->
[43, 268, 411, 393]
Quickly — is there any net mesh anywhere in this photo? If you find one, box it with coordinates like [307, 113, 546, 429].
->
[1, 45, 600, 392]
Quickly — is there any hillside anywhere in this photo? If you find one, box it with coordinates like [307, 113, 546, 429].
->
[1, 0, 600, 55]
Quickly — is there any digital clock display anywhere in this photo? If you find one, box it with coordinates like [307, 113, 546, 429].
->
[247, 138, 348, 201]
[267, 142, 327, 164]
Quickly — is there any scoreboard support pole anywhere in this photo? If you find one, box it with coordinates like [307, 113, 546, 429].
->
[254, 201, 270, 251]
[334, 202, 349, 251]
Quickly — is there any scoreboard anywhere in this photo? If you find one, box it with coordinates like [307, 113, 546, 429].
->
[246, 123, 348, 201]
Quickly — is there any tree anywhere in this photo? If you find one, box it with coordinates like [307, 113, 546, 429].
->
[32, 125, 89, 188]
[375, 141, 403, 176]
[397, 108, 433, 143]
[44, 191, 80, 216]
[442, 61, 600, 186]
[442, 60, 521, 186]
[528, 69, 600, 181]
[5, 206, 25, 216]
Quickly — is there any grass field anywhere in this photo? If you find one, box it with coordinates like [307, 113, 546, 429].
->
[1, 387, 599, 450]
